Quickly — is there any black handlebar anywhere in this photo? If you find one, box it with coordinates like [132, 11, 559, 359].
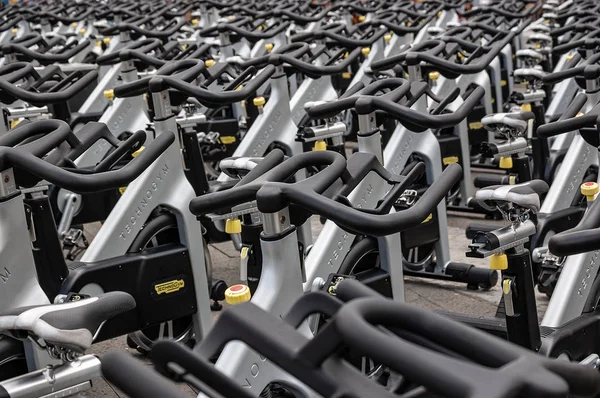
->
[549, 195, 600, 256]
[113, 59, 206, 98]
[2, 39, 91, 64]
[257, 163, 462, 236]
[0, 63, 98, 106]
[189, 150, 345, 215]
[0, 126, 174, 193]
[147, 64, 275, 105]
[102, 352, 190, 398]
[536, 94, 594, 138]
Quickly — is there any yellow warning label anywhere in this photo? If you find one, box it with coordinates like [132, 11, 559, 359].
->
[469, 121, 483, 130]
[155, 279, 185, 295]
[443, 156, 459, 165]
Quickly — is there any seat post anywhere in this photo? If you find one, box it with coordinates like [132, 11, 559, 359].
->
[501, 246, 542, 351]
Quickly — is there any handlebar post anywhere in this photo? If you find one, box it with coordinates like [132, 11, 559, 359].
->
[219, 32, 234, 59]
[120, 60, 137, 83]
[407, 64, 421, 84]
[357, 112, 383, 163]
[151, 89, 177, 136]
[4, 53, 17, 64]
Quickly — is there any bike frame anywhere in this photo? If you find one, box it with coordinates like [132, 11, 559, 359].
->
[79, 89, 213, 342]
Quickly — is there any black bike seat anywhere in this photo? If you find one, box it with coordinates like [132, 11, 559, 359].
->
[476, 180, 549, 213]
[0, 292, 135, 353]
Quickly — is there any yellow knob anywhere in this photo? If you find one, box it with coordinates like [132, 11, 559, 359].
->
[11, 28, 17, 35]
[71, 22, 78, 28]
[225, 284, 251, 305]
[521, 103, 532, 112]
[79, 28, 86, 35]
[490, 254, 508, 270]
[581, 182, 599, 201]
[429, 71, 440, 81]
[131, 146, 145, 158]
[220, 136, 236, 145]
[499, 156, 513, 170]
[227, 15, 234, 20]
[204, 59, 215, 68]
[104, 89, 114, 101]
[442, 156, 458, 165]
[10, 119, 20, 129]
[119, 187, 127, 195]
[384, 34, 392, 42]
[225, 218, 242, 234]
[357, 15, 366, 22]
[313, 140, 327, 151]
[361, 47, 370, 56]
[341, 72, 352, 79]
[95, 40, 102, 47]
[253, 96, 266, 107]
[191, 18, 199, 26]
[566, 53, 574, 61]
[265, 43, 274, 52]
[103, 37, 111, 45]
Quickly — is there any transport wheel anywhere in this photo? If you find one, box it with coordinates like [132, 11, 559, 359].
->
[126, 212, 212, 354]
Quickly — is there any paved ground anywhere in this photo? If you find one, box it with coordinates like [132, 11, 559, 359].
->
[82, 210, 550, 397]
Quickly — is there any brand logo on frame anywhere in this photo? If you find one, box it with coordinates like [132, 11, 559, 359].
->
[0, 267, 10, 283]
[251, 110, 282, 157]
[119, 164, 170, 240]
[154, 279, 185, 295]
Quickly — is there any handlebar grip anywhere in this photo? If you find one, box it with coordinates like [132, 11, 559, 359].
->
[150, 65, 275, 104]
[235, 149, 286, 187]
[549, 229, 600, 257]
[258, 163, 462, 236]
[0, 119, 73, 157]
[275, 46, 362, 77]
[96, 38, 162, 65]
[543, 66, 585, 84]
[0, 131, 174, 193]
[102, 352, 189, 398]
[189, 151, 345, 215]
[0, 69, 98, 105]
[537, 115, 597, 138]
[548, 192, 600, 256]
[362, 86, 484, 130]
[3, 40, 90, 63]
[114, 59, 205, 98]
[151, 341, 254, 398]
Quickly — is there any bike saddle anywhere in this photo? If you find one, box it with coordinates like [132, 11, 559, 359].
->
[0, 292, 135, 353]
[481, 111, 535, 135]
[514, 67, 549, 82]
[516, 48, 544, 62]
[476, 180, 550, 213]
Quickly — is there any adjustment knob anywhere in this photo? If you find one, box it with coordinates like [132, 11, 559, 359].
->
[490, 254, 508, 270]
[225, 219, 242, 234]
[581, 182, 599, 201]
[225, 284, 251, 305]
